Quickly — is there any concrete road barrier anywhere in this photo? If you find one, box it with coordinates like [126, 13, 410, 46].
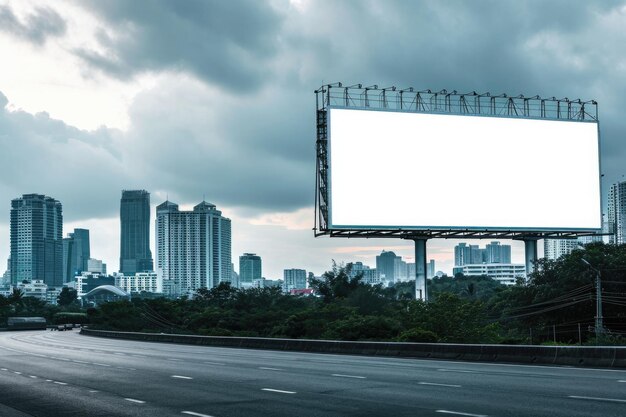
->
[80, 328, 626, 369]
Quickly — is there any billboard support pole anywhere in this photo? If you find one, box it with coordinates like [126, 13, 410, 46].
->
[414, 238, 428, 301]
[524, 239, 538, 281]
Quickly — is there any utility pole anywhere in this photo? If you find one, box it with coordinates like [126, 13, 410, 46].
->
[582, 258, 604, 340]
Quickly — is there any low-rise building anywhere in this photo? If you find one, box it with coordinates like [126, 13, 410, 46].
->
[453, 263, 526, 285]
[115, 272, 161, 294]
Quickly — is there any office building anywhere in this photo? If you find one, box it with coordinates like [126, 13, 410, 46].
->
[156, 200, 232, 297]
[87, 258, 107, 274]
[120, 190, 153, 275]
[283, 268, 307, 292]
[62, 228, 90, 283]
[239, 253, 262, 285]
[376, 250, 400, 282]
[608, 181, 626, 244]
[10, 194, 63, 286]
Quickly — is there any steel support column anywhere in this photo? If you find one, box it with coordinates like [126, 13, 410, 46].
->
[414, 238, 428, 301]
[524, 239, 538, 280]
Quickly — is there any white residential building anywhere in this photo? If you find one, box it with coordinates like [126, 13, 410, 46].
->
[544, 239, 579, 260]
[456, 263, 526, 285]
[156, 200, 232, 297]
[115, 272, 160, 294]
[608, 181, 626, 244]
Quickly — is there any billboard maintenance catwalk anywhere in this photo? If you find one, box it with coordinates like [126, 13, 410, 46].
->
[314, 83, 602, 300]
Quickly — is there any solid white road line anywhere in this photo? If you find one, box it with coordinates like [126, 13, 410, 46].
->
[172, 375, 193, 380]
[259, 367, 282, 371]
[261, 388, 297, 394]
[618, 380, 626, 383]
[436, 410, 487, 417]
[124, 398, 146, 404]
[419, 382, 461, 388]
[181, 411, 215, 417]
[331, 374, 366, 379]
[568, 395, 626, 403]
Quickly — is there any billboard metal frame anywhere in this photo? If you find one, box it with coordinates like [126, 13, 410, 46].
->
[314, 82, 601, 241]
[314, 83, 602, 301]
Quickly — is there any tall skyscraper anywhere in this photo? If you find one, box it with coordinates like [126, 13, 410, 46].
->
[62, 228, 90, 283]
[120, 190, 153, 275]
[608, 181, 626, 245]
[156, 200, 232, 297]
[10, 194, 63, 287]
[239, 253, 262, 285]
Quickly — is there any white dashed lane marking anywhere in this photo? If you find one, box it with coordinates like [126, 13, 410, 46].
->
[261, 388, 297, 394]
[124, 398, 146, 404]
[331, 373, 366, 379]
[568, 395, 626, 403]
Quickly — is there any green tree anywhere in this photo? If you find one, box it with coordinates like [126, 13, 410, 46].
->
[57, 287, 78, 306]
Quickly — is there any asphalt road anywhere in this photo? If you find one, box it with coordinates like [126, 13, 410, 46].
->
[1, 330, 625, 417]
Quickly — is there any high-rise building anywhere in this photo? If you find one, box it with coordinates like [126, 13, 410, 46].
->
[427, 259, 436, 279]
[454, 243, 484, 266]
[10, 194, 63, 286]
[376, 250, 401, 282]
[485, 241, 511, 264]
[455, 242, 510, 266]
[87, 258, 106, 274]
[120, 190, 153, 275]
[156, 200, 232, 297]
[608, 181, 626, 245]
[239, 253, 262, 285]
[283, 268, 307, 291]
[62, 228, 90, 283]
[544, 239, 579, 260]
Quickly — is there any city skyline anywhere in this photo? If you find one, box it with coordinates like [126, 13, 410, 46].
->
[0, 1, 623, 279]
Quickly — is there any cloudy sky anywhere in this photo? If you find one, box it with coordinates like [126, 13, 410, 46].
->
[0, 0, 624, 279]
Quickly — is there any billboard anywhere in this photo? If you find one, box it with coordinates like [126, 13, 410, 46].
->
[328, 107, 601, 231]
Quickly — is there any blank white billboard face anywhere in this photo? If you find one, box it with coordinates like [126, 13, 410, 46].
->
[328, 107, 601, 231]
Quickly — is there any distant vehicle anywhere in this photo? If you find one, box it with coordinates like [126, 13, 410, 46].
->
[7, 317, 47, 331]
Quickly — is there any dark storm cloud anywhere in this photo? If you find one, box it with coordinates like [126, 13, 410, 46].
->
[0, 92, 126, 220]
[73, 0, 282, 92]
[0, 5, 66, 45]
[5, 0, 626, 222]
[0, 85, 311, 221]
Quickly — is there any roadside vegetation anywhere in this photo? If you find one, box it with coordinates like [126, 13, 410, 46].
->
[2, 243, 625, 345]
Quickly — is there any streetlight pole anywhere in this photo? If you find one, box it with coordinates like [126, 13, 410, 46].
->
[581, 258, 604, 339]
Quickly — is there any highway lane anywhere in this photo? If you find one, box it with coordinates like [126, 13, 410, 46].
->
[1, 330, 625, 416]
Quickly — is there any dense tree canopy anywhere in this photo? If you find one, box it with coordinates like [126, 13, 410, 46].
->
[2, 243, 624, 345]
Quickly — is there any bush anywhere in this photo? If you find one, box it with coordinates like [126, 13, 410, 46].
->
[397, 328, 438, 343]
